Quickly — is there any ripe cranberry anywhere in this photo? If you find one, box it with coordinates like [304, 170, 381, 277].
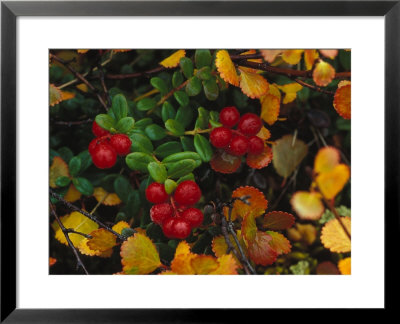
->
[92, 121, 109, 137]
[220, 106, 240, 128]
[161, 217, 176, 238]
[88, 135, 110, 155]
[182, 208, 204, 228]
[228, 135, 249, 156]
[110, 134, 132, 156]
[238, 113, 262, 136]
[150, 203, 173, 225]
[248, 136, 265, 155]
[162, 217, 192, 239]
[145, 182, 169, 204]
[174, 180, 202, 206]
[209, 127, 232, 148]
[91, 143, 117, 169]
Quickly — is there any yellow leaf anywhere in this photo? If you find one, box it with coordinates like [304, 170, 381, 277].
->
[277, 83, 303, 104]
[209, 254, 238, 275]
[49, 156, 70, 188]
[313, 60, 335, 87]
[87, 228, 117, 252]
[215, 50, 239, 86]
[93, 187, 122, 206]
[76, 83, 88, 93]
[333, 81, 351, 119]
[112, 221, 130, 234]
[78, 238, 113, 258]
[316, 164, 350, 200]
[51, 211, 99, 247]
[314, 146, 341, 174]
[260, 84, 281, 125]
[64, 184, 82, 202]
[191, 255, 219, 274]
[113, 49, 132, 53]
[338, 257, 351, 275]
[211, 234, 244, 268]
[77, 49, 89, 54]
[282, 50, 303, 65]
[287, 223, 317, 246]
[49, 84, 75, 107]
[256, 126, 271, 141]
[170, 241, 196, 274]
[260, 49, 283, 63]
[160, 49, 186, 68]
[321, 217, 351, 253]
[120, 233, 161, 274]
[319, 49, 338, 59]
[290, 191, 324, 220]
[238, 68, 269, 99]
[304, 49, 319, 70]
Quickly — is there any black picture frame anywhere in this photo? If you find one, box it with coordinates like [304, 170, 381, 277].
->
[1, 0, 398, 321]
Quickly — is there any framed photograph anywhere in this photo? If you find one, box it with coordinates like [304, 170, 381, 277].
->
[1, 0, 398, 321]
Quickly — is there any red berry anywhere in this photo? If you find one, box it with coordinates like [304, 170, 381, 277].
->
[88, 135, 110, 155]
[110, 134, 132, 156]
[228, 135, 249, 156]
[162, 217, 192, 239]
[238, 113, 262, 136]
[145, 182, 169, 204]
[174, 180, 202, 206]
[220, 106, 240, 128]
[182, 208, 204, 228]
[248, 136, 265, 155]
[150, 203, 173, 225]
[92, 121, 109, 137]
[161, 217, 176, 238]
[91, 143, 117, 169]
[209, 127, 232, 148]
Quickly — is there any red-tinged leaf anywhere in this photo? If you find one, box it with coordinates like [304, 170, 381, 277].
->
[266, 231, 291, 255]
[319, 49, 338, 59]
[246, 145, 273, 169]
[210, 149, 242, 174]
[262, 211, 295, 230]
[241, 212, 257, 244]
[333, 81, 351, 119]
[248, 231, 278, 266]
[231, 186, 268, 218]
[316, 261, 340, 274]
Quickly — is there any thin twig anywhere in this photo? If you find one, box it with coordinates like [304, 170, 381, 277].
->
[293, 78, 335, 96]
[52, 118, 93, 127]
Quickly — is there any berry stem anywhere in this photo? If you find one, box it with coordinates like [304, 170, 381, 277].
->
[184, 128, 212, 136]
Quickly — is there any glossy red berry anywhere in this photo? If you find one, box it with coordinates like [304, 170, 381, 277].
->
[174, 180, 202, 206]
[162, 217, 192, 239]
[92, 121, 109, 137]
[91, 143, 117, 169]
[150, 203, 173, 225]
[238, 113, 262, 136]
[182, 208, 204, 228]
[88, 135, 110, 155]
[248, 136, 265, 155]
[110, 134, 132, 156]
[220, 106, 240, 128]
[228, 135, 249, 156]
[209, 127, 232, 148]
[145, 182, 169, 204]
[161, 217, 176, 238]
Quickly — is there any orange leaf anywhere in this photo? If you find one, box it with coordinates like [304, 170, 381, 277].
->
[246, 145, 273, 169]
[333, 81, 351, 119]
[170, 241, 196, 274]
[79, 238, 113, 258]
[316, 164, 350, 200]
[49, 156, 70, 188]
[93, 187, 122, 206]
[87, 228, 117, 252]
[231, 186, 268, 218]
[313, 60, 335, 87]
[191, 255, 219, 274]
[49, 257, 57, 266]
[262, 211, 295, 230]
[304, 49, 319, 70]
[77, 49, 89, 54]
[256, 126, 272, 141]
[210, 150, 242, 174]
[159, 49, 186, 68]
[338, 257, 351, 275]
[215, 50, 239, 86]
[266, 231, 291, 255]
[64, 184, 82, 203]
[112, 221, 130, 234]
[290, 191, 324, 220]
[260, 50, 283, 63]
[314, 146, 341, 174]
[260, 88, 280, 125]
[247, 231, 278, 266]
[320, 217, 351, 253]
[209, 254, 238, 275]
[238, 68, 269, 99]
[120, 233, 161, 274]
[282, 50, 304, 65]
[319, 49, 338, 59]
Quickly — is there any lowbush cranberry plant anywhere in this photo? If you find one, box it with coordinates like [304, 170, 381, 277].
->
[49, 49, 351, 275]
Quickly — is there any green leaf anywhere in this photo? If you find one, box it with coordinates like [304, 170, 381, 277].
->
[154, 141, 182, 159]
[195, 49, 212, 69]
[196, 66, 212, 81]
[161, 101, 176, 122]
[57, 147, 74, 163]
[111, 94, 128, 121]
[129, 133, 154, 154]
[180, 136, 195, 151]
[177, 173, 195, 184]
[164, 179, 177, 194]
[186, 76, 202, 97]
[68, 156, 81, 177]
[72, 177, 94, 196]
[165, 119, 185, 136]
[290, 260, 310, 275]
[194, 134, 213, 162]
[137, 98, 157, 111]
[114, 175, 133, 203]
[175, 106, 194, 128]
[172, 71, 184, 88]
[77, 150, 92, 173]
[95, 114, 115, 131]
[167, 159, 197, 179]
[116, 117, 135, 133]
[195, 107, 209, 130]
[180, 57, 194, 79]
[145, 124, 167, 141]
[150, 77, 168, 95]
[121, 227, 135, 238]
[203, 78, 219, 101]
[148, 162, 167, 183]
[55, 176, 71, 187]
[162, 151, 201, 164]
[173, 91, 189, 107]
[125, 152, 156, 173]
[134, 118, 153, 130]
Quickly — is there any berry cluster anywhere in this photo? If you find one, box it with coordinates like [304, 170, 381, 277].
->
[210, 106, 264, 156]
[89, 121, 132, 169]
[145, 180, 204, 239]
